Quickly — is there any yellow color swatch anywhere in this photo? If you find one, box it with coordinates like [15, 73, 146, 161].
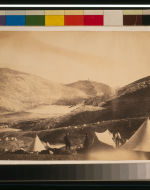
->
[45, 15, 64, 26]
[45, 10, 65, 15]
[65, 10, 84, 15]
[123, 10, 142, 15]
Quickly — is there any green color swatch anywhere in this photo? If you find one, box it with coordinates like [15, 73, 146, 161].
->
[25, 15, 45, 26]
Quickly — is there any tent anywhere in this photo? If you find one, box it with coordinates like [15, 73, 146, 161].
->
[5, 137, 9, 141]
[46, 142, 51, 147]
[121, 117, 150, 152]
[26, 134, 46, 152]
[45, 142, 51, 149]
[14, 137, 17, 141]
[91, 129, 116, 150]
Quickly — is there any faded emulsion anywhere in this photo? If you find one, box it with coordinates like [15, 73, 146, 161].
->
[0, 31, 150, 161]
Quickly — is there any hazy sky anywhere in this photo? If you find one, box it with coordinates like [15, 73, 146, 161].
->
[0, 31, 150, 87]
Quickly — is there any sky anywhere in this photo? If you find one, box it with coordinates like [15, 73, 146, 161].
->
[0, 31, 150, 87]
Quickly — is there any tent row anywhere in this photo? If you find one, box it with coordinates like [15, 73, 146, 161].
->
[92, 117, 150, 152]
[4, 137, 17, 141]
[26, 135, 65, 153]
[4, 117, 150, 154]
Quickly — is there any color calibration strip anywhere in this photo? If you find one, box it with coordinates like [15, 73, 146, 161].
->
[0, 163, 150, 181]
[1, 10, 150, 26]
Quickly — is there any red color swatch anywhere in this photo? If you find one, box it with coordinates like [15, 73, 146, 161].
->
[65, 15, 84, 26]
[84, 15, 103, 26]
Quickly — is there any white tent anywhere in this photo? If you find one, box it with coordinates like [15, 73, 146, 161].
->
[47, 142, 50, 147]
[14, 137, 17, 141]
[121, 117, 150, 152]
[26, 135, 46, 152]
[5, 137, 9, 141]
[46, 142, 51, 148]
[49, 144, 65, 148]
[94, 130, 116, 148]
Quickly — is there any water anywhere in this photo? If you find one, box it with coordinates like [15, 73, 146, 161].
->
[27, 105, 78, 115]
[0, 105, 79, 123]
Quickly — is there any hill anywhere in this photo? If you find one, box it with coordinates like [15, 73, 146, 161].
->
[0, 68, 88, 112]
[31, 75, 150, 130]
[66, 80, 112, 97]
[65, 80, 113, 106]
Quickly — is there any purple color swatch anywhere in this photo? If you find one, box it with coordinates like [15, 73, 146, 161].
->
[0, 15, 5, 25]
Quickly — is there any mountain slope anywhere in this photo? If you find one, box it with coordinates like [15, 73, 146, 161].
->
[0, 68, 88, 112]
[32, 75, 150, 131]
[66, 80, 112, 97]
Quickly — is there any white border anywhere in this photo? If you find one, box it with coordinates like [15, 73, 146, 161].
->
[1, 26, 150, 31]
[0, 26, 150, 164]
[0, 4, 150, 8]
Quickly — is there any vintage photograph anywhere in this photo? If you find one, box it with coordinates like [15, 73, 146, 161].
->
[0, 31, 150, 161]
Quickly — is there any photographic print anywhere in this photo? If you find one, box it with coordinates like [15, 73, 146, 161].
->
[0, 30, 150, 161]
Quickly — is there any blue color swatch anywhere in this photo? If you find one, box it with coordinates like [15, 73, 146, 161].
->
[6, 15, 25, 26]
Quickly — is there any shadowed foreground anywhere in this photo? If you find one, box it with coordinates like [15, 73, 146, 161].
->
[0, 149, 150, 160]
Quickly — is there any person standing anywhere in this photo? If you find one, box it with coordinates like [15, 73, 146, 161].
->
[83, 133, 90, 150]
[64, 133, 71, 150]
[115, 131, 121, 147]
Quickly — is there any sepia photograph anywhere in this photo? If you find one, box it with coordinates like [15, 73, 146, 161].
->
[0, 30, 150, 161]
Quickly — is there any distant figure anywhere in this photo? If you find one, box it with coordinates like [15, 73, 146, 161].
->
[129, 121, 132, 127]
[115, 132, 121, 147]
[83, 133, 90, 150]
[64, 133, 71, 150]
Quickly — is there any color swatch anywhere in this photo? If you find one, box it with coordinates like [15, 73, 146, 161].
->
[104, 10, 123, 26]
[0, 163, 149, 181]
[123, 10, 143, 25]
[0, 10, 150, 26]
[0, 11, 5, 25]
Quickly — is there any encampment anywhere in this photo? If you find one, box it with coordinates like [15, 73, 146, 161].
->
[91, 129, 116, 150]
[121, 117, 150, 152]
[26, 134, 46, 152]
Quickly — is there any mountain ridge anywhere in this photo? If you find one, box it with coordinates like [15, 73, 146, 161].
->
[0, 68, 88, 112]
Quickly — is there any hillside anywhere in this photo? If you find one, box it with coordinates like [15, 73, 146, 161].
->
[30, 75, 150, 130]
[0, 68, 88, 112]
[65, 80, 113, 106]
[66, 80, 112, 97]
[83, 76, 150, 107]
[114, 76, 150, 99]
